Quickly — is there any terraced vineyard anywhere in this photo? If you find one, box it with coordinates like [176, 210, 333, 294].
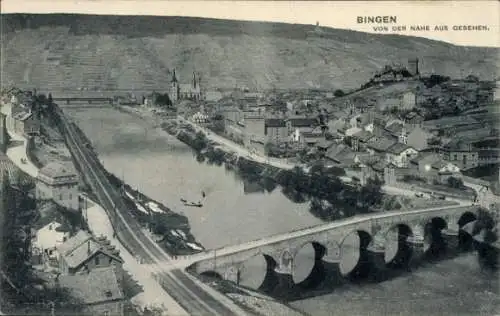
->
[1, 14, 498, 92]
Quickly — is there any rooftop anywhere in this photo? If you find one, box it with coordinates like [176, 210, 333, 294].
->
[57, 230, 92, 257]
[384, 122, 404, 136]
[13, 110, 32, 121]
[326, 144, 355, 163]
[387, 142, 412, 155]
[288, 117, 318, 127]
[352, 130, 376, 143]
[58, 267, 124, 305]
[265, 118, 286, 128]
[366, 136, 397, 152]
[38, 162, 78, 180]
[444, 139, 475, 152]
[57, 231, 123, 269]
[423, 115, 479, 129]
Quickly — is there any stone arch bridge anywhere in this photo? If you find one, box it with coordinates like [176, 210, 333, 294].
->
[189, 205, 482, 295]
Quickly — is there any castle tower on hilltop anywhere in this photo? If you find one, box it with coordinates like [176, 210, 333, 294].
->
[408, 58, 420, 77]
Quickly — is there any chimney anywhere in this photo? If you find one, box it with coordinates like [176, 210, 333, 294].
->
[87, 240, 91, 255]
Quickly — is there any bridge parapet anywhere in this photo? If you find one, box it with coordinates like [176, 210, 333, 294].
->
[190, 205, 480, 286]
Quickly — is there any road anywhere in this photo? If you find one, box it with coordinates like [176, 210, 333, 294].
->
[58, 108, 246, 316]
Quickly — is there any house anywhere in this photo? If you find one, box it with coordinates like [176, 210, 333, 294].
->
[478, 148, 500, 166]
[223, 108, 243, 126]
[286, 117, 319, 135]
[12, 110, 40, 137]
[56, 231, 123, 278]
[316, 140, 334, 155]
[401, 91, 417, 110]
[31, 220, 70, 266]
[300, 127, 325, 147]
[385, 142, 418, 168]
[36, 162, 80, 211]
[58, 266, 125, 316]
[243, 111, 266, 146]
[325, 144, 356, 166]
[410, 153, 461, 183]
[351, 130, 376, 151]
[442, 139, 479, 170]
[356, 153, 383, 168]
[291, 125, 324, 145]
[384, 121, 405, 137]
[404, 111, 424, 126]
[377, 98, 401, 111]
[365, 136, 397, 155]
[264, 118, 288, 143]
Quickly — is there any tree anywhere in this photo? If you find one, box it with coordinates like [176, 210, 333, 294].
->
[334, 89, 345, 97]
[447, 176, 464, 189]
[155, 93, 172, 107]
[192, 131, 208, 152]
[359, 176, 383, 210]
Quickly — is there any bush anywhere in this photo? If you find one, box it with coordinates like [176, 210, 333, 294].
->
[447, 176, 464, 189]
[334, 89, 345, 97]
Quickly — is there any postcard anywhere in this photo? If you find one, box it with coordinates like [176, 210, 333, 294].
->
[0, 1, 499, 315]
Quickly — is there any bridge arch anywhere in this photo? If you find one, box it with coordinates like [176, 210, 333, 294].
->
[380, 223, 414, 269]
[338, 230, 372, 278]
[239, 253, 277, 291]
[457, 211, 478, 251]
[290, 241, 327, 286]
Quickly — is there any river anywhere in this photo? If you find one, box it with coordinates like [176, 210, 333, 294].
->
[62, 105, 498, 315]
[62, 105, 324, 250]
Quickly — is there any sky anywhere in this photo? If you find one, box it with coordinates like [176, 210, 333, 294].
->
[1, 0, 499, 47]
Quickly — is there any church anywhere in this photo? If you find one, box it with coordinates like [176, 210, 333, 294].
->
[169, 70, 203, 102]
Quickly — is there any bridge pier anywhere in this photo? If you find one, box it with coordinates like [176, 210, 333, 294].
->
[366, 248, 388, 282]
[320, 258, 346, 287]
[476, 242, 499, 270]
[271, 271, 297, 299]
[442, 226, 460, 255]
[407, 237, 425, 269]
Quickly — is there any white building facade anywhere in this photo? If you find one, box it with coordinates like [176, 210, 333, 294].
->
[36, 162, 79, 211]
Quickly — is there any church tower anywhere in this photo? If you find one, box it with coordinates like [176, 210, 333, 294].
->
[170, 69, 179, 102]
[192, 71, 202, 101]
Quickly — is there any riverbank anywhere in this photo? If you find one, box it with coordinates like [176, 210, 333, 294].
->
[161, 119, 459, 219]
[68, 120, 205, 256]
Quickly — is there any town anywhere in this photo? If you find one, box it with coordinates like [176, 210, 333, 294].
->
[1, 52, 499, 316]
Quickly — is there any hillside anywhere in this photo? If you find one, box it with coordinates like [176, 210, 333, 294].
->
[1, 14, 498, 92]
